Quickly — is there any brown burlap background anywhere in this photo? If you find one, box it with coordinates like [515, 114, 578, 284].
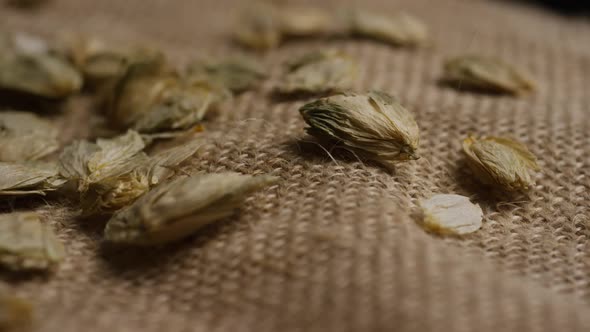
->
[1, 0, 590, 331]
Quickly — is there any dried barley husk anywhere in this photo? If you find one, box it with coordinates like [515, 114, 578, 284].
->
[276, 50, 357, 94]
[349, 11, 428, 47]
[185, 55, 267, 93]
[419, 194, 483, 235]
[233, 2, 282, 51]
[104, 172, 278, 245]
[462, 135, 540, 191]
[0, 110, 60, 162]
[0, 291, 32, 331]
[0, 32, 82, 98]
[443, 56, 535, 95]
[300, 90, 420, 167]
[0, 212, 65, 270]
[0, 162, 66, 196]
[108, 59, 228, 133]
[79, 140, 202, 215]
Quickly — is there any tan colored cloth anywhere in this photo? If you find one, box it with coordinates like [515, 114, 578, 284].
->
[1, 0, 590, 331]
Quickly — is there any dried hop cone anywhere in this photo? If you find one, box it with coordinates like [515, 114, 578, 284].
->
[0, 212, 65, 271]
[277, 6, 338, 38]
[185, 55, 267, 94]
[443, 56, 535, 95]
[0, 161, 66, 196]
[60, 35, 161, 90]
[276, 49, 357, 95]
[108, 56, 229, 133]
[233, 2, 282, 51]
[0, 110, 60, 162]
[349, 11, 428, 47]
[85, 140, 201, 215]
[104, 172, 279, 245]
[0, 32, 82, 98]
[58, 130, 202, 215]
[59, 130, 147, 193]
[299, 91, 420, 167]
[462, 135, 540, 191]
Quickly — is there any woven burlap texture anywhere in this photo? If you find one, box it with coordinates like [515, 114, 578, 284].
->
[1, 0, 590, 331]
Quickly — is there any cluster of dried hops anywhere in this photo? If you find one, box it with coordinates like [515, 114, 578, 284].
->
[298, 88, 539, 235]
[241, 5, 538, 236]
[417, 134, 540, 235]
[0, 28, 279, 285]
[298, 88, 540, 191]
[0, 1, 547, 324]
[234, 3, 536, 97]
[56, 35, 259, 136]
[234, 3, 430, 50]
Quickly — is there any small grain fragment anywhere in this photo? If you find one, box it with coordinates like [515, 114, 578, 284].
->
[0, 32, 82, 98]
[277, 50, 357, 95]
[349, 11, 428, 47]
[104, 172, 278, 245]
[443, 56, 535, 95]
[0, 291, 32, 331]
[0, 162, 66, 196]
[0, 212, 65, 270]
[0, 111, 60, 162]
[185, 55, 267, 93]
[419, 194, 483, 235]
[299, 90, 420, 167]
[462, 135, 540, 191]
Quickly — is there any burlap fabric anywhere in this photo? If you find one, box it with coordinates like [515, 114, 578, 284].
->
[1, 0, 589, 331]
